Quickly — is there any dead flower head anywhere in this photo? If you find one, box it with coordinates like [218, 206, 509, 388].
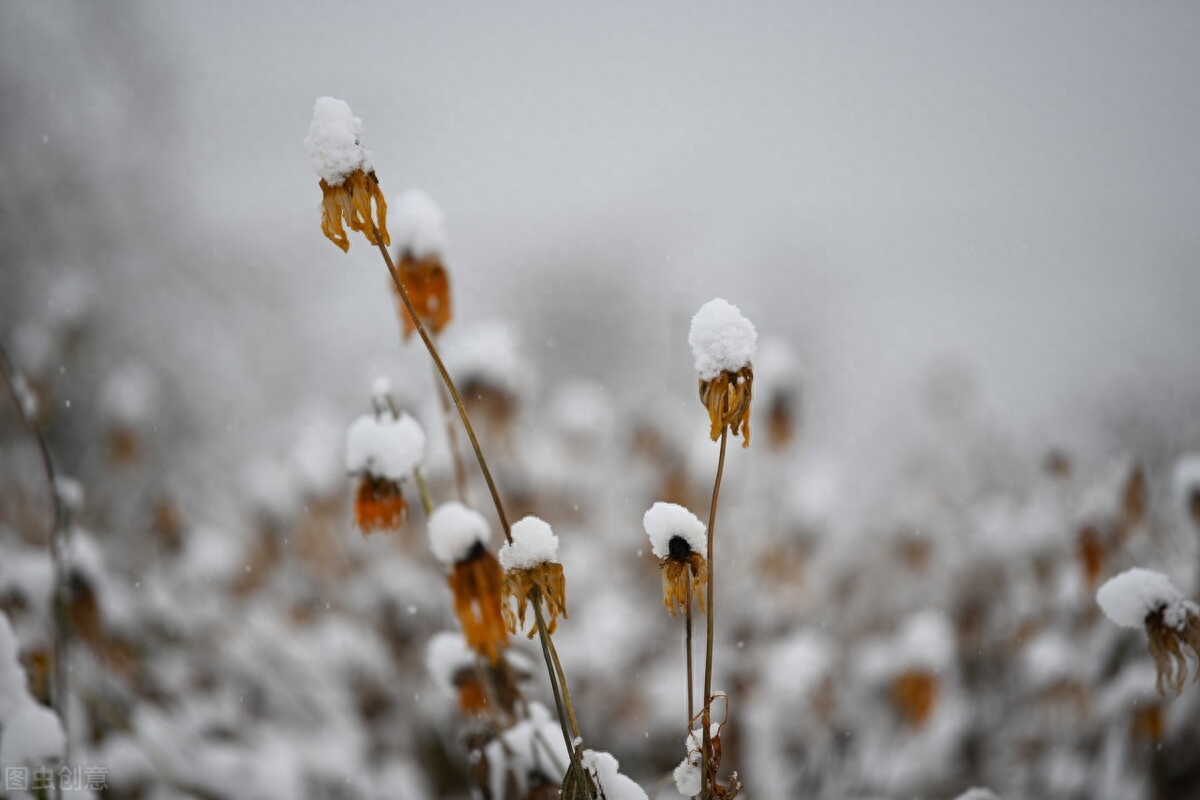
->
[1098, 567, 1200, 696]
[430, 502, 509, 663]
[644, 502, 708, 616]
[498, 517, 567, 637]
[688, 298, 757, 448]
[391, 191, 453, 339]
[354, 474, 407, 534]
[344, 409, 426, 535]
[305, 97, 390, 253]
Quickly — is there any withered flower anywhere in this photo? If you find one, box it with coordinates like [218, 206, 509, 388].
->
[430, 502, 509, 663]
[498, 516, 568, 637]
[688, 298, 757, 448]
[344, 408, 426, 535]
[391, 191, 453, 339]
[644, 502, 708, 616]
[304, 97, 390, 252]
[1098, 567, 1200, 696]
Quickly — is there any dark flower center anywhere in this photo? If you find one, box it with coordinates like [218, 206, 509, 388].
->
[668, 535, 692, 561]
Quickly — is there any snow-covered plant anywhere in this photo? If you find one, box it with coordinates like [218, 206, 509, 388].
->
[1097, 567, 1200, 696]
[344, 399, 426, 534]
[391, 189, 453, 340]
[499, 516, 567, 637]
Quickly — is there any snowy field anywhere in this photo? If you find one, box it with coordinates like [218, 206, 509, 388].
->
[3, 2, 1200, 799]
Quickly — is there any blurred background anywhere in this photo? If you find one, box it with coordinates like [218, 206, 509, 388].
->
[2, 2, 1200, 799]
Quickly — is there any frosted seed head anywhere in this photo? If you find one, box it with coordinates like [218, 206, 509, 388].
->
[304, 96, 372, 185]
[1097, 568, 1183, 629]
[428, 501, 492, 565]
[688, 298, 757, 381]
[498, 516, 559, 571]
[643, 502, 706, 560]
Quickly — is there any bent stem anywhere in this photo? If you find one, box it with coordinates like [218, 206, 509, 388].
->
[0, 343, 70, 783]
[372, 236, 590, 792]
[700, 428, 728, 800]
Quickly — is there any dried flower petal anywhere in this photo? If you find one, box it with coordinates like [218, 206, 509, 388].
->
[503, 562, 568, 637]
[449, 546, 509, 664]
[698, 365, 754, 448]
[353, 474, 407, 534]
[319, 170, 390, 253]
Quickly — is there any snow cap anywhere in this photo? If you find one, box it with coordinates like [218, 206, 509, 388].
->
[344, 412, 426, 481]
[304, 97, 371, 185]
[428, 501, 492, 565]
[498, 516, 559, 571]
[688, 298, 757, 381]
[1097, 567, 1184, 629]
[393, 190, 448, 259]
[643, 502, 706, 560]
[425, 631, 476, 695]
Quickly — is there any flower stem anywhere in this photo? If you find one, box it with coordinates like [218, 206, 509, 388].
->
[686, 580, 695, 731]
[413, 466, 435, 517]
[533, 593, 589, 792]
[700, 428, 728, 800]
[374, 240, 512, 542]
[431, 360, 472, 504]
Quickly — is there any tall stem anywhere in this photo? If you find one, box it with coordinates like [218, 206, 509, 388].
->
[700, 428, 728, 800]
[412, 466, 435, 517]
[374, 240, 511, 541]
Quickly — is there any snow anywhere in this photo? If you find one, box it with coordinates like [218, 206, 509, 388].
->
[953, 790, 1000, 800]
[1173, 452, 1200, 503]
[643, 502, 706, 560]
[483, 703, 566, 800]
[441, 318, 529, 396]
[0, 699, 65, 767]
[54, 475, 85, 516]
[370, 376, 391, 403]
[393, 190, 448, 259]
[581, 749, 648, 800]
[1096, 567, 1184, 629]
[424, 631, 475, 695]
[427, 501, 491, 565]
[99, 362, 158, 426]
[498, 516, 559, 571]
[0, 614, 28, 722]
[672, 726, 721, 798]
[303, 97, 371, 185]
[344, 412, 426, 481]
[688, 298, 757, 381]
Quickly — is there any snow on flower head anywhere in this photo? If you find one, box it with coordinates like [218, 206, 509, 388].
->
[428, 502, 492, 565]
[1097, 568, 1184, 629]
[344, 412, 426, 481]
[424, 631, 475, 695]
[643, 502, 706, 560]
[498, 516, 559, 572]
[644, 502, 708, 616]
[304, 96, 389, 252]
[1098, 567, 1200, 695]
[688, 298, 757, 381]
[304, 97, 371, 186]
[393, 190, 448, 259]
[582, 749, 648, 800]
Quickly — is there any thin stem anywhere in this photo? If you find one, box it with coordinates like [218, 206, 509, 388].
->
[0, 343, 70, 780]
[412, 466, 435, 517]
[431, 361, 472, 504]
[700, 428, 728, 800]
[545, 622, 582, 743]
[533, 592, 588, 791]
[685, 580, 695, 731]
[374, 240, 512, 541]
